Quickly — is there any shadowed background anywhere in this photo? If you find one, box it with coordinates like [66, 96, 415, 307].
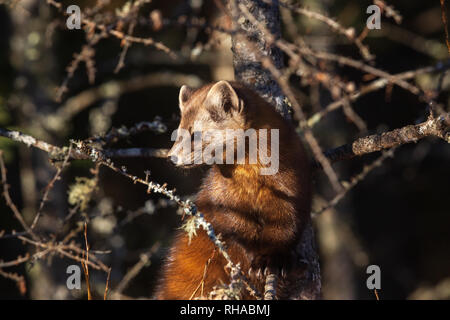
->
[0, 0, 449, 300]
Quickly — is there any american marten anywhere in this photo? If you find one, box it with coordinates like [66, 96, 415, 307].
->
[155, 80, 312, 299]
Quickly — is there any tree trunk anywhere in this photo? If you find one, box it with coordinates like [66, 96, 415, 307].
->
[229, 0, 321, 299]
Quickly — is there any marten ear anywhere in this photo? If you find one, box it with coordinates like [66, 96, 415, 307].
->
[179, 85, 193, 112]
[204, 81, 243, 116]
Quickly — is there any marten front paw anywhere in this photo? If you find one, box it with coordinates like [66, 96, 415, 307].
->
[248, 253, 292, 280]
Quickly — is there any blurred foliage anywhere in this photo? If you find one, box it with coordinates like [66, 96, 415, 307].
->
[0, 0, 449, 300]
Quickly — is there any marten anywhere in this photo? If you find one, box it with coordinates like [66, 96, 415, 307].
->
[154, 80, 312, 299]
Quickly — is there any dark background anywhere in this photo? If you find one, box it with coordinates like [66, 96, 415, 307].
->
[0, 0, 449, 300]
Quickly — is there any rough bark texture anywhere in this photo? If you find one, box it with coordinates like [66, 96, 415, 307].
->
[229, 0, 321, 300]
[321, 113, 450, 166]
[230, 0, 290, 119]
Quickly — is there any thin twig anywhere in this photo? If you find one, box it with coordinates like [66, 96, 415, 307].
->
[0, 151, 39, 241]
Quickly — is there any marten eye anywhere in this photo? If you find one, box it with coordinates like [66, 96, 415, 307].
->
[209, 109, 223, 123]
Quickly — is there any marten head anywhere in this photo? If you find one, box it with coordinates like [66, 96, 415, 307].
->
[167, 80, 280, 175]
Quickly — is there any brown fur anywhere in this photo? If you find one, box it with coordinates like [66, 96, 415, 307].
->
[154, 81, 311, 299]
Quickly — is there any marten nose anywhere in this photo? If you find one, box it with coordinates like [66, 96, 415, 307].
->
[168, 155, 178, 165]
[167, 149, 178, 165]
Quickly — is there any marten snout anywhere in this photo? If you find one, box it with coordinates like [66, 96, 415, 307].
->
[166, 153, 178, 166]
[167, 144, 182, 166]
[167, 139, 197, 168]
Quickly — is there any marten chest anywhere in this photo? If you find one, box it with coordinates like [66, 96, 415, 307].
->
[196, 166, 297, 245]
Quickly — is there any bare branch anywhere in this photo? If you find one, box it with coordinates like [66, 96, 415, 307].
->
[320, 112, 450, 166]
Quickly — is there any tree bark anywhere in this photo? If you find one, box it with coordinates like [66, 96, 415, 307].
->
[229, 0, 290, 119]
[229, 0, 321, 300]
